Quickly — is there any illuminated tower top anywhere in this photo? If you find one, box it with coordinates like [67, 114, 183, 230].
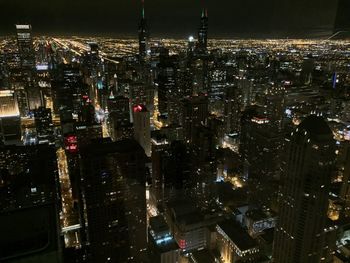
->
[138, 0, 149, 59]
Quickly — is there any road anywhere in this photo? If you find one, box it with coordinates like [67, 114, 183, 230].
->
[57, 147, 81, 248]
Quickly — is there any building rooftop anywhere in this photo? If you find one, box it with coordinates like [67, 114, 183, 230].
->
[155, 237, 179, 253]
[80, 138, 145, 156]
[149, 216, 169, 235]
[246, 208, 276, 222]
[217, 220, 258, 252]
[190, 249, 217, 263]
[298, 115, 333, 140]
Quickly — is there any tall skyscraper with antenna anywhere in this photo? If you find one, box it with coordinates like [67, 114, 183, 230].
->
[197, 8, 208, 54]
[138, 0, 149, 59]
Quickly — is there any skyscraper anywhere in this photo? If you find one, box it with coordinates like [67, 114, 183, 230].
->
[15, 24, 35, 70]
[16, 24, 43, 111]
[80, 138, 148, 262]
[196, 8, 208, 54]
[138, 0, 149, 59]
[273, 115, 336, 263]
[107, 96, 133, 141]
[133, 104, 151, 157]
[181, 95, 209, 143]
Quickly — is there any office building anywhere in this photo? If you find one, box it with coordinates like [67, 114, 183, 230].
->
[15, 24, 35, 69]
[34, 106, 53, 142]
[133, 104, 151, 156]
[80, 139, 148, 262]
[181, 95, 208, 143]
[216, 220, 261, 262]
[148, 216, 180, 263]
[0, 90, 21, 143]
[273, 115, 336, 262]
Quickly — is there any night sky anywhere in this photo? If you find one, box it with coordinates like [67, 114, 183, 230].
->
[0, 0, 348, 38]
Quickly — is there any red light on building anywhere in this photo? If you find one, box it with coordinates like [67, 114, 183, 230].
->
[64, 135, 78, 153]
[133, 104, 146, 113]
[179, 239, 186, 249]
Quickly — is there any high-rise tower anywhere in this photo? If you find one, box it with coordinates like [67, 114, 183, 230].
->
[15, 24, 35, 70]
[80, 138, 148, 262]
[133, 104, 151, 157]
[197, 8, 208, 54]
[138, 0, 149, 59]
[15, 24, 43, 111]
[273, 115, 336, 263]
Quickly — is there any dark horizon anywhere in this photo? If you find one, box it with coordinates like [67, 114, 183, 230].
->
[1, 0, 349, 38]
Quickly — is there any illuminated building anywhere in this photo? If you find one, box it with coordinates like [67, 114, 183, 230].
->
[15, 24, 35, 69]
[0, 90, 21, 143]
[130, 81, 153, 111]
[15, 24, 43, 111]
[273, 115, 336, 263]
[80, 138, 148, 262]
[245, 208, 276, 236]
[0, 144, 62, 262]
[165, 201, 216, 253]
[156, 49, 177, 117]
[216, 220, 261, 262]
[34, 106, 53, 143]
[133, 104, 151, 156]
[0, 90, 19, 117]
[148, 216, 180, 263]
[52, 64, 85, 121]
[64, 135, 78, 154]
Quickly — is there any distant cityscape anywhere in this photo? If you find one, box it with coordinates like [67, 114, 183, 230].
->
[0, 1, 350, 263]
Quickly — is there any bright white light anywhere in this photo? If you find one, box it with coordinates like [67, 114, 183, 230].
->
[188, 36, 194, 42]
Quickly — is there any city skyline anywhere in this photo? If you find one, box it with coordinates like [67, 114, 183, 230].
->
[1, 1, 350, 262]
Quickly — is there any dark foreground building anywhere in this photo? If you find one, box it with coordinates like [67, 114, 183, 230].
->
[0, 145, 62, 262]
[80, 138, 148, 262]
[273, 116, 336, 262]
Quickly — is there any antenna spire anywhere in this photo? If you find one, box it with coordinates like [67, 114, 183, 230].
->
[142, 0, 145, 19]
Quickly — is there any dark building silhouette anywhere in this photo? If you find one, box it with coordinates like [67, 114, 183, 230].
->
[273, 115, 336, 262]
[181, 95, 209, 143]
[80, 138, 148, 262]
[138, 0, 149, 59]
[0, 145, 62, 262]
[196, 8, 208, 54]
[108, 96, 133, 141]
